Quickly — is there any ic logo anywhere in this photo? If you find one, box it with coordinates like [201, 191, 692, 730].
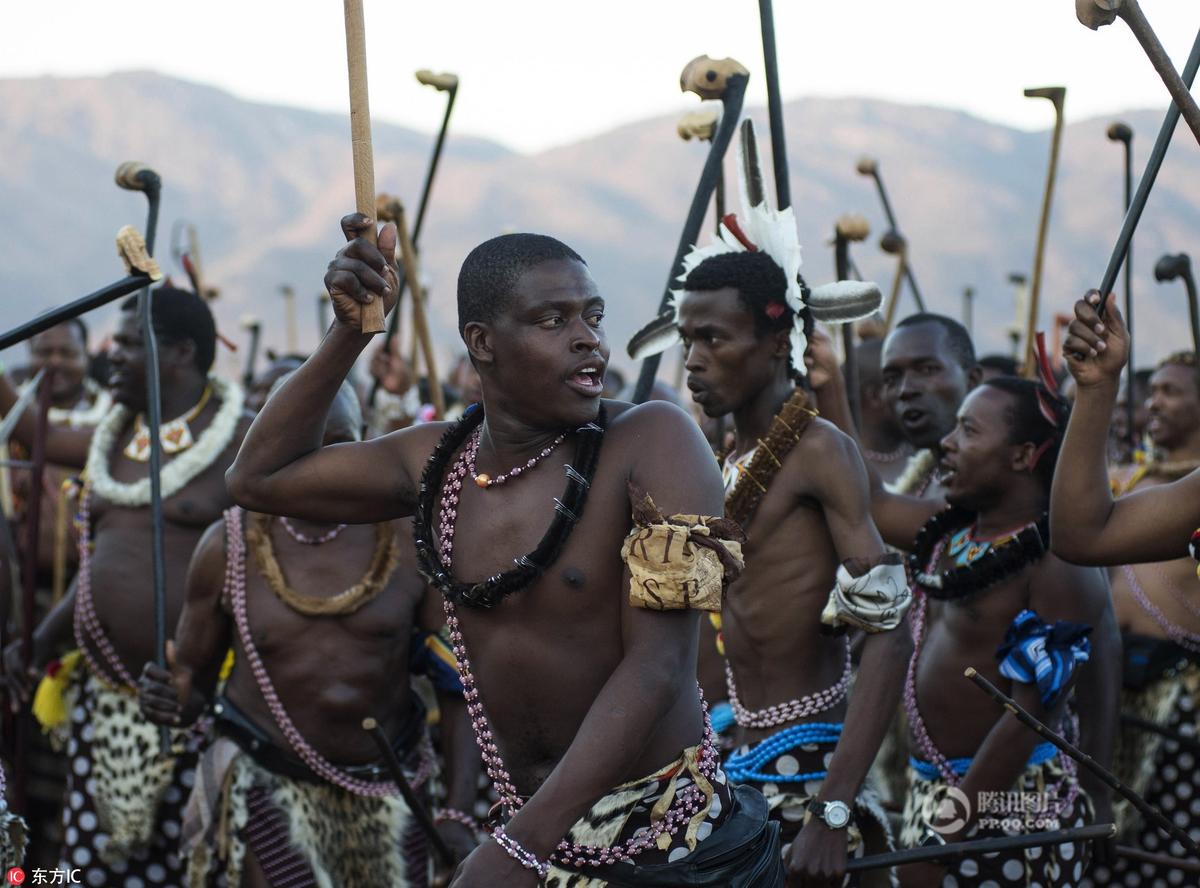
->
[6, 868, 24, 886]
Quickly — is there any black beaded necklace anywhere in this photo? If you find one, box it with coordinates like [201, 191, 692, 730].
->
[908, 506, 1049, 601]
[412, 404, 607, 609]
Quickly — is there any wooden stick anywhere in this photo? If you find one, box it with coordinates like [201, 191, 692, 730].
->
[880, 231, 907, 333]
[343, 0, 385, 334]
[1121, 712, 1200, 755]
[846, 823, 1114, 874]
[1021, 87, 1066, 377]
[1095, 26, 1200, 322]
[362, 717, 454, 868]
[394, 202, 445, 420]
[964, 666, 1200, 855]
[1117, 844, 1200, 874]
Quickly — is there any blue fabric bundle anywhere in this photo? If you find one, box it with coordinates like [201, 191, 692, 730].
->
[995, 609, 1091, 710]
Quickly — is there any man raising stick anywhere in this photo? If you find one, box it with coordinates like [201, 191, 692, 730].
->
[1, 286, 250, 886]
[673, 193, 909, 885]
[228, 216, 783, 886]
[825, 339, 1118, 886]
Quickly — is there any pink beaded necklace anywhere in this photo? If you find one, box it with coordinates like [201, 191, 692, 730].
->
[280, 516, 347, 545]
[724, 638, 851, 730]
[466, 426, 567, 490]
[436, 441, 719, 867]
[226, 507, 431, 797]
[73, 487, 137, 690]
[1122, 564, 1200, 653]
[905, 548, 1080, 809]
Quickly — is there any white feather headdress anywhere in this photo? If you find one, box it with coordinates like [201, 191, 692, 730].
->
[669, 136, 809, 374]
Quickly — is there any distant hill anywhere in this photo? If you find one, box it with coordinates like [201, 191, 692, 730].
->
[2, 71, 1199, 381]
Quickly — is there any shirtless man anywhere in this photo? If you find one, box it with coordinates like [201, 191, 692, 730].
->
[675, 238, 910, 886]
[1053, 293, 1200, 564]
[227, 218, 782, 887]
[1055, 294, 1200, 882]
[138, 381, 478, 887]
[858, 370, 1118, 887]
[852, 338, 911, 488]
[878, 315, 981, 500]
[1, 286, 249, 886]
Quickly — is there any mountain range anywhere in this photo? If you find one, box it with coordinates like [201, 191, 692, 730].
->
[2, 71, 1199, 382]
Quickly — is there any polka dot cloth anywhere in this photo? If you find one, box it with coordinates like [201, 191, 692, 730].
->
[1083, 676, 1200, 888]
[58, 674, 193, 887]
[902, 756, 1093, 888]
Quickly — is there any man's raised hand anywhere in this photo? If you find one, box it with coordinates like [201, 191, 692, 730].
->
[1063, 290, 1129, 389]
[324, 213, 401, 329]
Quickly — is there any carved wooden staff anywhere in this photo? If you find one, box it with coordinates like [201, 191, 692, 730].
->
[378, 196, 445, 420]
[116, 162, 173, 754]
[370, 69, 460, 410]
[880, 230, 908, 333]
[1108, 121, 1136, 452]
[10, 369, 50, 810]
[362, 717, 454, 869]
[280, 285, 299, 354]
[1021, 87, 1066, 377]
[1154, 253, 1200, 353]
[965, 666, 1200, 855]
[342, 0, 385, 334]
[240, 316, 262, 388]
[632, 56, 749, 404]
[1094, 27, 1200, 323]
[856, 157, 924, 310]
[758, 0, 790, 209]
[835, 214, 870, 430]
[846, 823, 1115, 874]
[1078, 0, 1200, 147]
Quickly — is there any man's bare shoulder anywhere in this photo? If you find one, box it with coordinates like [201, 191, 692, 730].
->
[784, 416, 866, 488]
[1030, 550, 1109, 621]
[604, 398, 697, 439]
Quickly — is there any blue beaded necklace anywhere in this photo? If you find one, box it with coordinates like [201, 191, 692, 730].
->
[723, 722, 842, 784]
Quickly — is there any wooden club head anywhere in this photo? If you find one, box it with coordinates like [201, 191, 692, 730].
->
[1024, 86, 1066, 113]
[879, 230, 906, 255]
[677, 109, 719, 142]
[115, 225, 163, 281]
[835, 214, 871, 242]
[1107, 121, 1133, 143]
[1155, 252, 1191, 281]
[680, 55, 750, 101]
[114, 161, 161, 194]
[808, 281, 883, 323]
[1077, 0, 1121, 30]
[415, 69, 459, 92]
[240, 314, 261, 332]
[855, 157, 878, 177]
[1008, 272, 1028, 286]
[375, 192, 404, 224]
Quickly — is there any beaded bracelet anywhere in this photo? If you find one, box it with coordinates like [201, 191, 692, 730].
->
[434, 807, 479, 831]
[493, 825, 551, 879]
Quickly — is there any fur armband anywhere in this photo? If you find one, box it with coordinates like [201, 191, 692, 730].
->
[622, 484, 745, 613]
[820, 555, 910, 633]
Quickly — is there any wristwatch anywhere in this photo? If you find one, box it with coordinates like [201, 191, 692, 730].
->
[806, 799, 853, 830]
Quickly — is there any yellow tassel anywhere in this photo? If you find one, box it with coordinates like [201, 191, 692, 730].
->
[32, 649, 82, 731]
[218, 649, 235, 683]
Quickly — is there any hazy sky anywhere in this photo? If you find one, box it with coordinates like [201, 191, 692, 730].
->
[3, 1, 1198, 152]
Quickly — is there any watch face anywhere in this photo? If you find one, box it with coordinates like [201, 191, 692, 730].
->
[824, 801, 851, 828]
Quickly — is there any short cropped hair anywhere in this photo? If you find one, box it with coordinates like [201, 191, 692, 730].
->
[456, 234, 585, 335]
[120, 285, 217, 374]
[895, 313, 977, 371]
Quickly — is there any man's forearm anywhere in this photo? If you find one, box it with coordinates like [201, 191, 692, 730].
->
[957, 716, 1043, 835]
[1050, 381, 1119, 560]
[503, 650, 697, 858]
[228, 323, 368, 496]
[819, 628, 908, 803]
